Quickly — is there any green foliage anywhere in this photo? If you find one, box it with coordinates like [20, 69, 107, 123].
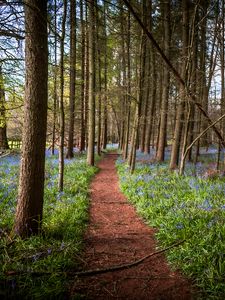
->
[116, 159, 225, 299]
[0, 154, 97, 299]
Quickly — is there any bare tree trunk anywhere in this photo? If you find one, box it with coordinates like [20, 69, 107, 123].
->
[129, 0, 146, 172]
[199, 1, 209, 147]
[14, 0, 48, 237]
[102, 1, 108, 150]
[156, 0, 170, 162]
[87, 0, 96, 166]
[170, 0, 189, 170]
[58, 0, 67, 191]
[84, 4, 89, 151]
[80, 0, 86, 152]
[96, 6, 102, 156]
[67, 0, 76, 158]
[52, 0, 57, 155]
[123, 11, 131, 160]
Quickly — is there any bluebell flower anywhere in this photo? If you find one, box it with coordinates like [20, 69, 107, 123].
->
[176, 222, 184, 229]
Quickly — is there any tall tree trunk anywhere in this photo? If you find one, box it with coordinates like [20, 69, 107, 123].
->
[0, 65, 9, 150]
[67, 0, 76, 158]
[221, 0, 225, 168]
[156, 0, 170, 162]
[123, 11, 131, 160]
[102, 2, 108, 150]
[51, 0, 57, 155]
[14, 0, 48, 237]
[87, 0, 95, 166]
[129, 0, 146, 172]
[84, 4, 89, 151]
[169, 0, 189, 170]
[58, 0, 67, 191]
[139, 0, 148, 153]
[96, 9, 102, 157]
[80, 0, 86, 152]
[199, 0, 209, 147]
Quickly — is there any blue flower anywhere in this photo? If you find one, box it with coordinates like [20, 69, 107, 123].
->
[176, 222, 184, 229]
[199, 199, 213, 211]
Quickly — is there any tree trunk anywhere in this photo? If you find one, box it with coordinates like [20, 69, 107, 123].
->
[80, 0, 86, 152]
[87, 0, 96, 166]
[13, 0, 48, 237]
[101, 1, 107, 150]
[0, 65, 9, 150]
[51, 0, 57, 155]
[123, 11, 131, 160]
[67, 0, 76, 158]
[84, 4, 89, 151]
[156, 0, 170, 162]
[169, 0, 189, 170]
[96, 7, 102, 157]
[129, 0, 146, 172]
[58, 0, 67, 191]
[199, 0, 209, 147]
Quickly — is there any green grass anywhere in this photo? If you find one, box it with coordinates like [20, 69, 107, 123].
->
[0, 154, 98, 299]
[116, 158, 225, 299]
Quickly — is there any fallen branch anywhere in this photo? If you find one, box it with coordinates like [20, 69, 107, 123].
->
[71, 239, 185, 277]
[5, 240, 185, 277]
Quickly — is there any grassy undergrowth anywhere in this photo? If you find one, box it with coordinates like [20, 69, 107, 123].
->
[117, 154, 225, 299]
[0, 153, 97, 299]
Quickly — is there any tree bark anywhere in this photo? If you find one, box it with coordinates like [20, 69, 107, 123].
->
[14, 0, 48, 237]
[58, 0, 67, 191]
[169, 0, 189, 170]
[80, 0, 86, 152]
[156, 0, 170, 162]
[51, 0, 57, 156]
[87, 0, 96, 166]
[67, 0, 76, 158]
[102, 1, 108, 150]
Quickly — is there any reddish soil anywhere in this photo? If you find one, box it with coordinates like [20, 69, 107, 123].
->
[70, 153, 194, 299]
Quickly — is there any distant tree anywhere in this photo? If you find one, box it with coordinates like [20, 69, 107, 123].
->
[13, 0, 48, 237]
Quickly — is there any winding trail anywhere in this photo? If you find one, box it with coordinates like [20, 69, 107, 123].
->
[71, 153, 193, 299]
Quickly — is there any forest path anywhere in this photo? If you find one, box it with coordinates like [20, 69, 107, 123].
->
[70, 153, 193, 299]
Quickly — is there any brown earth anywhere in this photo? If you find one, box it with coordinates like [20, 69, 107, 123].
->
[70, 153, 194, 299]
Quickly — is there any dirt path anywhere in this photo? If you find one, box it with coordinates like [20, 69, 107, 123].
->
[70, 153, 193, 299]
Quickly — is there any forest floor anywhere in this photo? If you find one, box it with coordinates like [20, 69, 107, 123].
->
[70, 153, 194, 299]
